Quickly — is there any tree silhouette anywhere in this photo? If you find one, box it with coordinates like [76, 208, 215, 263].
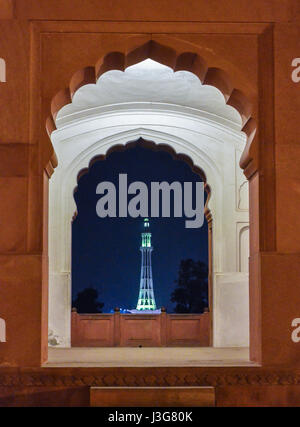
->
[170, 259, 208, 313]
[72, 288, 104, 313]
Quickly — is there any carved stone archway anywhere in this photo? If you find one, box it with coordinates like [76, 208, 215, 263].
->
[46, 38, 253, 360]
[46, 39, 256, 143]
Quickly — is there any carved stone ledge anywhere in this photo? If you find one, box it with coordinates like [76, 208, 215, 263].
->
[0, 370, 299, 388]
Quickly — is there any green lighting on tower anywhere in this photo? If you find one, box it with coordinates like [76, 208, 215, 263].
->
[136, 218, 157, 311]
[142, 218, 151, 247]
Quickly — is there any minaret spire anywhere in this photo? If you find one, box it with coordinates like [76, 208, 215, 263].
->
[136, 218, 157, 311]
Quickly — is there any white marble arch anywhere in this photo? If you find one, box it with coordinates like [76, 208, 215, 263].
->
[49, 105, 249, 349]
[49, 58, 249, 351]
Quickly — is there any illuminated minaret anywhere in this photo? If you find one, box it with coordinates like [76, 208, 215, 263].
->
[136, 218, 157, 311]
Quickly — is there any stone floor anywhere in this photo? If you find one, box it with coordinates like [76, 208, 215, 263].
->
[46, 346, 256, 367]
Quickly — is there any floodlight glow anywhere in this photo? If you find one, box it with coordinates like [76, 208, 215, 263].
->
[136, 218, 157, 311]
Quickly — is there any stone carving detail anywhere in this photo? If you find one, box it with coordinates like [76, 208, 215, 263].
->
[0, 371, 299, 387]
[48, 329, 63, 347]
[47, 40, 255, 137]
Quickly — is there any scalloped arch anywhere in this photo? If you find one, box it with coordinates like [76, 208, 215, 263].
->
[75, 138, 208, 186]
[73, 137, 212, 220]
[47, 39, 256, 153]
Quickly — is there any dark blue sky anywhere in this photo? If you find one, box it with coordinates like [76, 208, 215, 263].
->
[72, 143, 208, 312]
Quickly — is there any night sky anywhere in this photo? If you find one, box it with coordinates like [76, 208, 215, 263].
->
[72, 143, 208, 313]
